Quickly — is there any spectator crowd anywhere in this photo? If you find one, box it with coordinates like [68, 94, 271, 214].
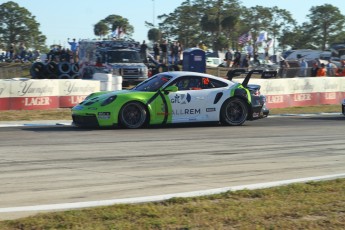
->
[0, 42, 41, 63]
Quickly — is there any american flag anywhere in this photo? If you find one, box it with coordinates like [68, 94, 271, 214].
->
[238, 32, 251, 45]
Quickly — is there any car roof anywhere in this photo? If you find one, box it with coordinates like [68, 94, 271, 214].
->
[158, 71, 231, 83]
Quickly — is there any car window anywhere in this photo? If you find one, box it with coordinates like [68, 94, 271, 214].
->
[133, 74, 172, 92]
[169, 76, 228, 91]
[208, 78, 228, 88]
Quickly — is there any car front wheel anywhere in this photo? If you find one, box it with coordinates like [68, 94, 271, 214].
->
[220, 98, 248, 126]
[119, 102, 148, 129]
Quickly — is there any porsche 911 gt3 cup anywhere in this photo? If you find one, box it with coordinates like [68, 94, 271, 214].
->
[72, 70, 269, 128]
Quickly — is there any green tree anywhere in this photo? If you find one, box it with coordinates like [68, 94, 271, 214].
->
[0, 1, 46, 51]
[147, 28, 161, 42]
[94, 21, 109, 39]
[94, 15, 134, 38]
[306, 4, 345, 50]
[157, 0, 241, 50]
[268, 7, 296, 53]
[158, 0, 204, 47]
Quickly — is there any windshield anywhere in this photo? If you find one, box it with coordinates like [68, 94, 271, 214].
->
[106, 50, 142, 63]
[133, 74, 172, 92]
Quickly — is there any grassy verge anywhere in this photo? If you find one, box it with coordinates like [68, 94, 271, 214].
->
[0, 104, 342, 121]
[0, 179, 344, 229]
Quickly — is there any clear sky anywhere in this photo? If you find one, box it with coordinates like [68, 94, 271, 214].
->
[2, 0, 344, 48]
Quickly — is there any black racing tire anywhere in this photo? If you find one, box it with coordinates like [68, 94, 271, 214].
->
[46, 62, 59, 74]
[58, 62, 71, 74]
[30, 62, 45, 79]
[70, 63, 79, 74]
[119, 101, 148, 129]
[220, 97, 248, 126]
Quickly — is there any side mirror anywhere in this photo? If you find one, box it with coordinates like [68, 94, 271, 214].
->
[163, 85, 178, 94]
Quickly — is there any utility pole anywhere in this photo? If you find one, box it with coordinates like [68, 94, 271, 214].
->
[152, 0, 155, 27]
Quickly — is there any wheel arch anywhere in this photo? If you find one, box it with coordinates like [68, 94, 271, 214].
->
[117, 100, 151, 127]
[219, 95, 252, 125]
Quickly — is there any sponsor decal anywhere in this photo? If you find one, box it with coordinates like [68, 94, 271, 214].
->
[294, 93, 311, 101]
[17, 81, 54, 96]
[24, 97, 50, 106]
[0, 84, 5, 96]
[267, 95, 284, 103]
[63, 81, 97, 95]
[171, 93, 191, 104]
[98, 112, 111, 120]
[266, 83, 284, 94]
[172, 108, 201, 115]
[206, 108, 216, 112]
[325, 92, 336, 100]
[292, 81, 314, 91]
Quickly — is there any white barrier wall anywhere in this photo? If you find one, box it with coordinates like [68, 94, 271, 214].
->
[249, 77, 345, 108]
[1, 77, 345, 110]
[0, 80, 11, 110]
[0, 79, 100, 110]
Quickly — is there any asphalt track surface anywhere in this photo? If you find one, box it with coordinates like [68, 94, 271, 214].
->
[1, 114, 345, 220]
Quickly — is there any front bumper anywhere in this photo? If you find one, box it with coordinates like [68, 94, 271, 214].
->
[72, 114, 99, 127]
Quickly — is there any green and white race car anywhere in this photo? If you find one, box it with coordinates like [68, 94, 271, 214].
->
[72, 70, 268, 128]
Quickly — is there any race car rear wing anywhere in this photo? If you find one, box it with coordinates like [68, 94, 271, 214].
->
[227, 69, 278, 87]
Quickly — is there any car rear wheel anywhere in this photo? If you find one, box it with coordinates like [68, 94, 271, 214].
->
[119, 102, 148, 129]
[220, 97, 248, 126]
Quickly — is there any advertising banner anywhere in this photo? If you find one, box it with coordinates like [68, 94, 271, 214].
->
[0, 80, 11, 110]
[58, 79, 100, 108]
[8, 79, 59, 110]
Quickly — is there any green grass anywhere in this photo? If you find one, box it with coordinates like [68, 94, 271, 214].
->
[0, 179, 344, 229]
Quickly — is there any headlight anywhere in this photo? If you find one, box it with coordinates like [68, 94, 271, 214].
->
[101, 95, 117, 106]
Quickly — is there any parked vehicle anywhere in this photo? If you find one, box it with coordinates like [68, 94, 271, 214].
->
[78, 40, 148, 85]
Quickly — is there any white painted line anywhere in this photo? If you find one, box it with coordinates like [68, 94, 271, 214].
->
[1, 173, 344, 213]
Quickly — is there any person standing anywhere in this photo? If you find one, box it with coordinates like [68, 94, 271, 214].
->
[317, 63, 326, 77]
[140, 40, 148, 61]
[225, 49, 233, 67]
[68, 38, 78, 63]
[177, 41, 183, 64]
[232, 50, 241, 68]
[170, 41, 179, 65]
[310, 63, 319, 77]
[159, 40, 168, 64]
[241, 54, 249, 68]
[153, 43, 160, 61]
[326, 60, 337, 76]
[299, 58, 308, 77]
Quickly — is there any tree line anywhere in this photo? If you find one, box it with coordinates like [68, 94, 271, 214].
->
[1, 0, 345, 55]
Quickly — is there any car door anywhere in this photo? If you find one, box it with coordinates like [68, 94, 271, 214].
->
[167, 76, 218, 123]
